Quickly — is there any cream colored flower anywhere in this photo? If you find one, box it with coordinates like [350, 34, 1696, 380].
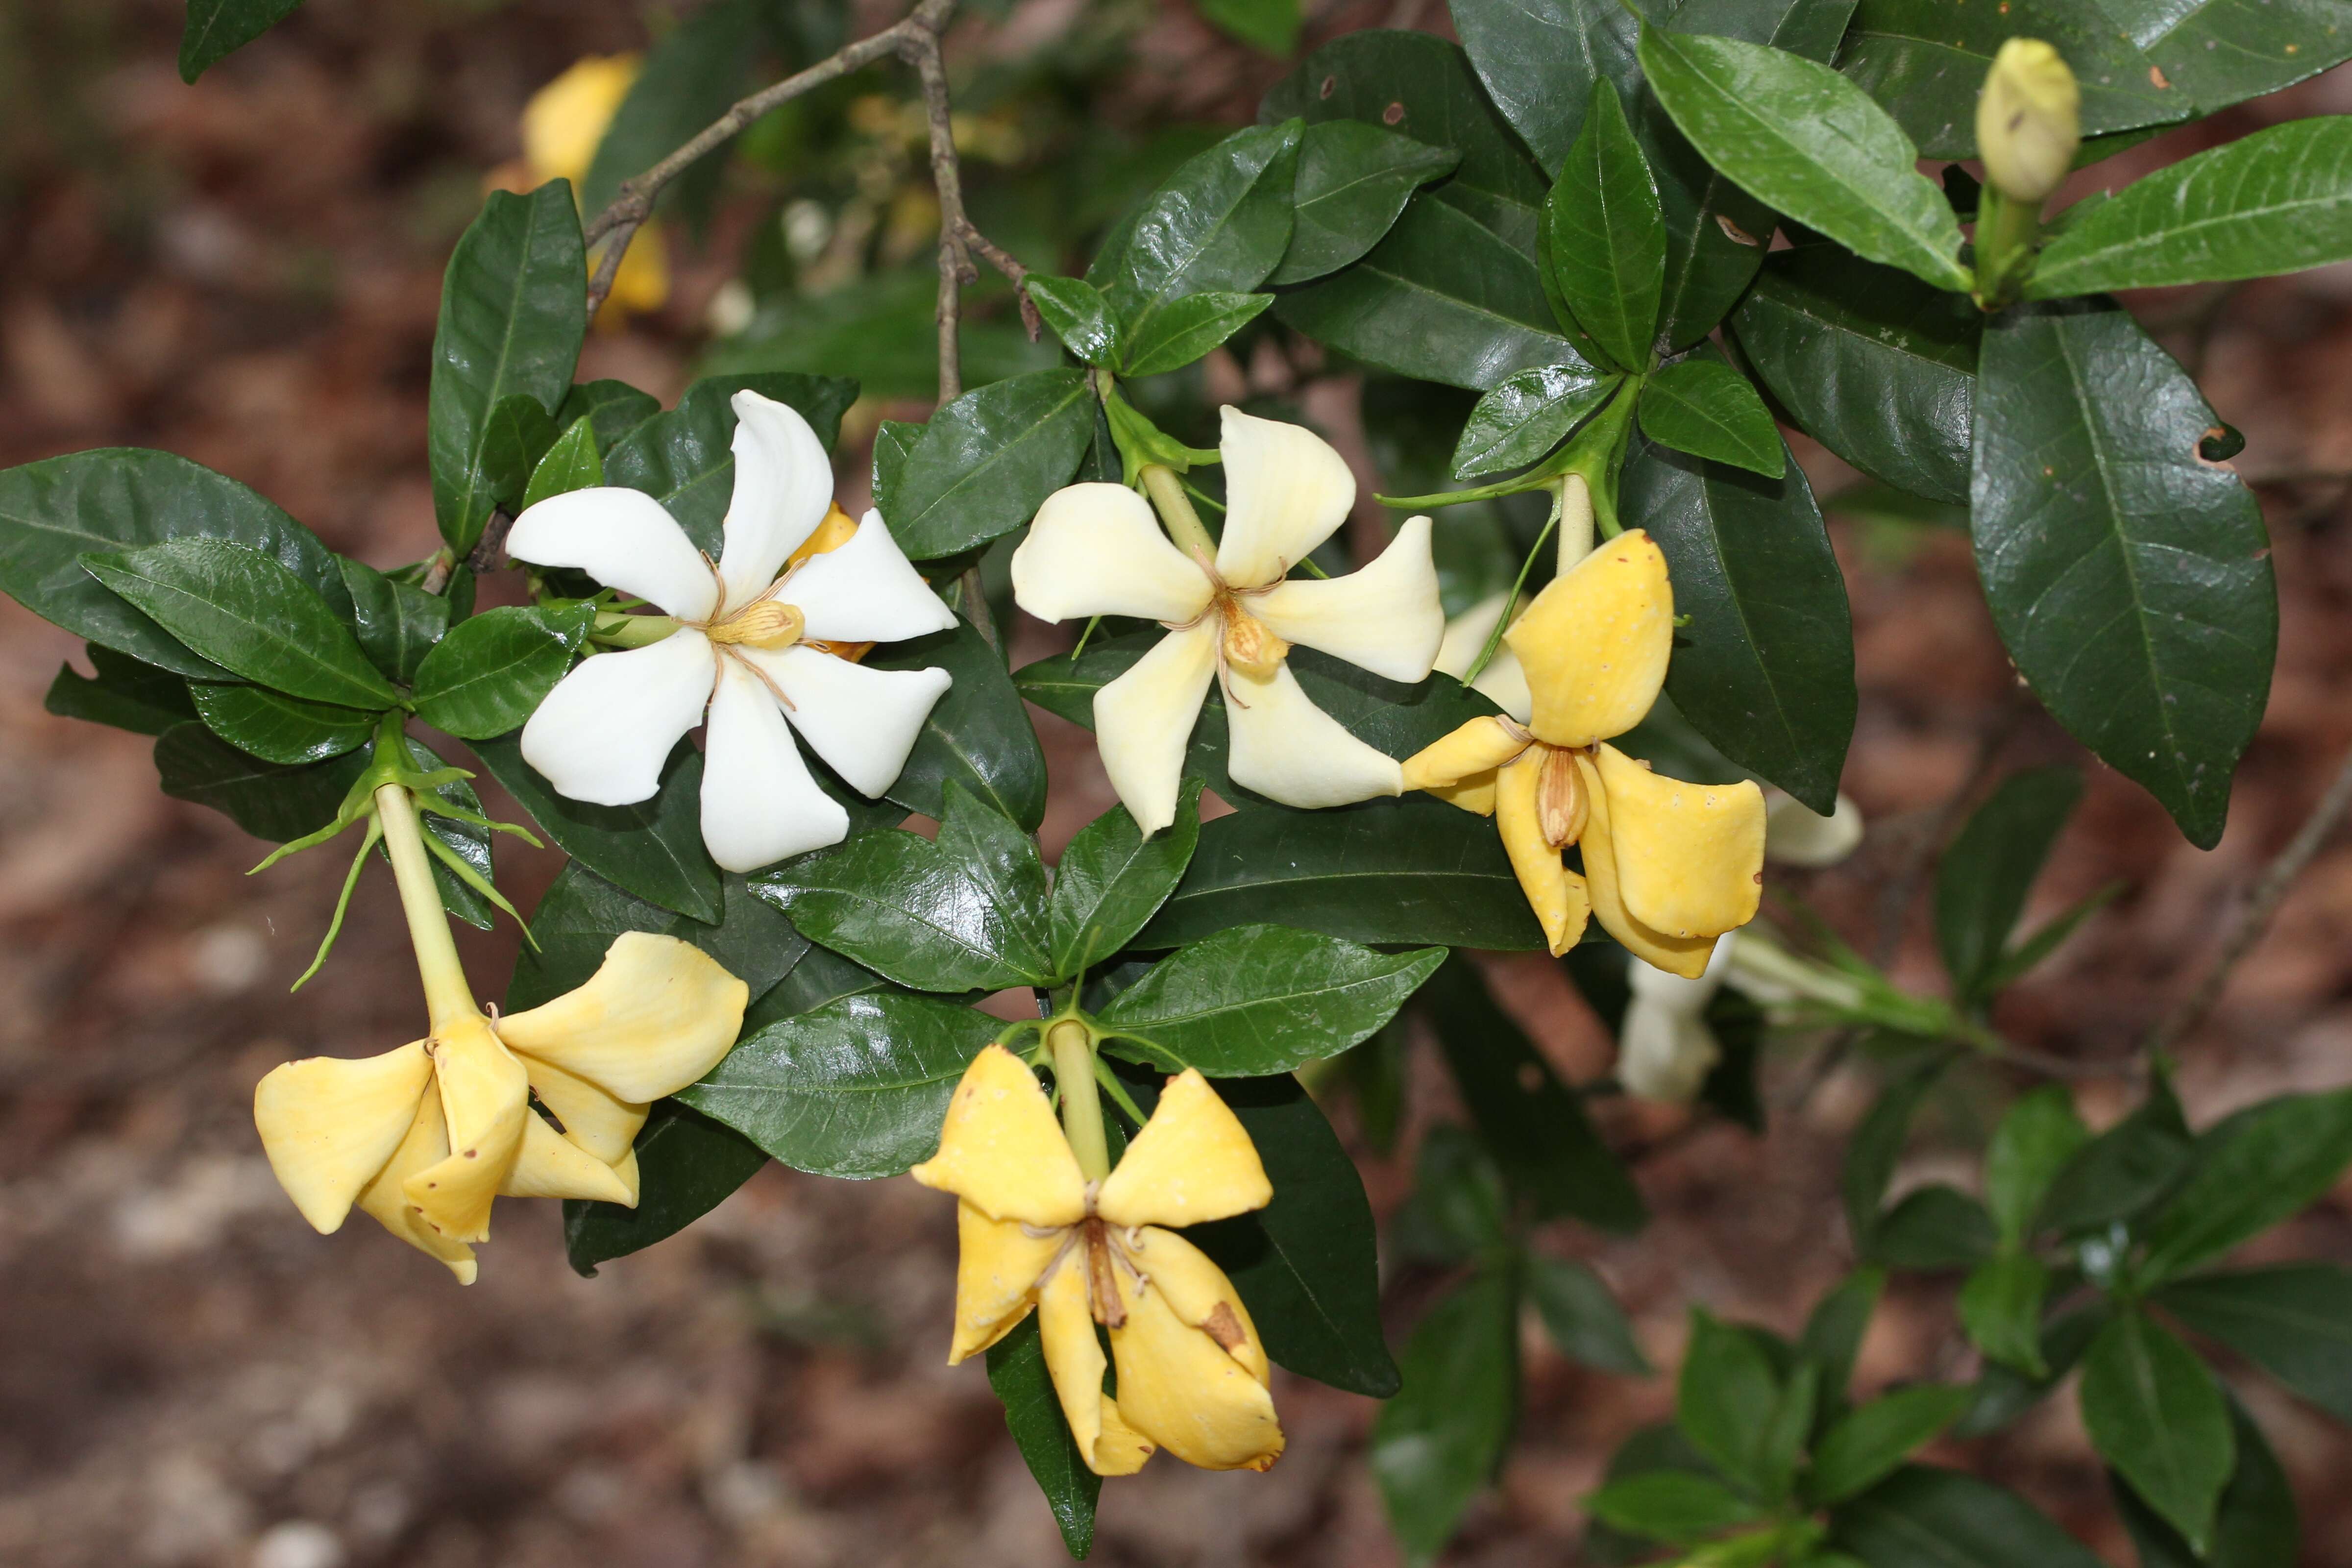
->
[1620, 936, 1736, 1102]
[1977, 39, 2080, 205]
[1010, 408, 1445, 833]
[1432, 592, 1532, 723]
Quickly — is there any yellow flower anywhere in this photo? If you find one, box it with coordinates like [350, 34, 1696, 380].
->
[1976, 39, 2080, 205]
[252, 933, 747, 1282]
[516, 54, 669, 318]
[910, 1045, 1286, 1476]
[1401, 530, 1765, 977]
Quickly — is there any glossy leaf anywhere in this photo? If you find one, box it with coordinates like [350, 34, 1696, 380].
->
[1450, 0, 1643, 172]
[1934, 766, 2082, 1004]
[1585, 1470, 1763, 1543]
[1637, 359, 1784, 477]
[1119, 291, 1273, 377]
[1971, 302, 2274, 849]
[1271, 121, 1460, 286]
[2157, 1264, 2352, 1424]
[428, 183, 585, 552]
[875, 368, 1093, 562]
[1809, 1384, 1972, 1506]
[46, 645, 197, 737]
[986, 1315, 1099, 1558]
[189, 683, 374, 766]
[1451, 363, 1619, 479]
[1959, 1251, 2052, 1375]
[1527, 1255, 1651, 1375]
[505, 859, 806, 1015]
[1619, 435, 1855, 814]
[2113, 1397, 2301, 1568]
[407, 603, 590, 740]
[1829, 1465, 2107, 1567]
[1371, 1270, 1519, 1564]
[556, 380, 662, 452]
[1548, 82, 1664, 373]
[562, 1102, 769, 1277]
[339, 558, 448, 684]
[1984, 1085, 2091, 1245]
[1046, 788, 1200, 979]
[605, 372, 858, 556]
[1024, 275, 1121, 367]
[153, 722, 362, 844]
[180, 0, 304, 81]
[521, 416, 605, 511]
[867, 612, 1047, 832]
[1101, 120, 1300, 346]
[2138, 1088, 2352, 1282]
[2081, 1309, 2235, 1553]
[472, 734, 721, 923]
[2094, 0, 2352, 114]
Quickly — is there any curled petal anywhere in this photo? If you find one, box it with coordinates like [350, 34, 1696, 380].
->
[1107, 1250, 1284, 1472]
[947, 1201, 1062, 1364]
[1507, 529, 1673, 749]
[1401, 716, 1530, 797]
[697, 655, 852, 872]
[354, 1089, 477, 1283]
[1571, 751, 1720, 978]
[745, 644, 951, 798]
[1765, 789, 1864, 867]
[1214, 407, 1355, 589]
[403, 1015, 530, 1246]
[1125, 1225, 1270, 1383]
[1593, 744, 1765, 943]
[1223, 660, 1402, 809]
[517, 1054, 645, 1168]
[784, 512, 958, 643]
[1250, 516, 1444, 683]
[1096, 1070, 1270, 1231]
[1095, 622, 1218, 836]
[1496, 748, 1591, 957]
[506, 488, 719, 622]
[498, 930, 749, 1104]
[716, 391, 834, 612]
[1012, 484, 1215, 623]
[519, 631, 715, 807]
[909, 1045, 1088, 1228]
[253, 1041, 433, 1234]
[502, 1109, 636, 1204]
[1040, 1260, 1154, 1476]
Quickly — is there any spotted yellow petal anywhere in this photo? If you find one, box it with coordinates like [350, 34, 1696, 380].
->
[1096, 1070, 1272, 1230]
[1107, 1251, 1284, 1472]
[1039, 1258, 1154, 1476]
[947, 1200, 1062, 1364]
[355, 1089, 478, 1284]
[1401, 716, 1531, 796]
[515, 1053, 646, 1168]
[502, 1108, 636, 1204]
[1496, 748, 1591, 957]
[1572, 751, 1722, 979]
[497, 931, 748, 1103]
[1506, 529, 1672, 749]
[253, 1041, 433, 1234]
[1592, 744, 1764, 945]
[908, 1045, 1088, 1228]
[1126, 1225, 1270, 1384]
[403, 1014, 530, 1246]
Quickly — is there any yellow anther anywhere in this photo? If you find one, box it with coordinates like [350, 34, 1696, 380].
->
[1220, 605, 1290, 678]
[706, 601, 805, 649]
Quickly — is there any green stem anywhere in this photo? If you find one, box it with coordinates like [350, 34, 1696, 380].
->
[375, 777, 480, 1031]
[1460, 480, 1563, 686]
[1140, 464, 1217, 567]
[1049, 1017, 1111, 1182]
[1972, 184, 2042, 310]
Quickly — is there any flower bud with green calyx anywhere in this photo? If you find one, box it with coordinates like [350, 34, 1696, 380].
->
[1972, 39, 2081, 308]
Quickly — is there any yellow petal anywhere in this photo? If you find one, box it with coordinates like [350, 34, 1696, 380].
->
[1506, 528, 1672, 749]
[1573, 751, 1731, 979]
[597, 226, 669, 320]
[403, 1014, 529, 1246]
[516, 1053, 647, 1168]
[497, 931, 748, 1104]
[908, 1044, 1088, 1227]
[1107, 1250, 1285, 1472]
[1430, 773, 1500, 814]
[785, 502, 862, 568]
[1592, 744, 1765, 943]
[1496, 749, 1591, 957]
[1222, 656, 1403, 809]
[1096, 1070, 1271, 1230]
[610, 1145, 641, 1205]
[1094, 620, 1218, 837]
[1401, 716, 1530, 795]
[1248, 516, 1445, 683]
[252, 1041, 433, 1234]
[354, 1089, 478, 1284]
[502, 1109, 637, 1204]
[1040, 1259, 1154, 1476]
[1125, 1225, 1270, 1384]
[521, 55, 639, 186]
[947, 1201, 1062, 1364]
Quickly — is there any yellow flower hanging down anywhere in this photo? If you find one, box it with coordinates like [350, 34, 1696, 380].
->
[252, 933, 746, 1282]
[517, 55, 669, 318]
[1401, 530, 1766, 977]
[910, 1046, 1285, 1476]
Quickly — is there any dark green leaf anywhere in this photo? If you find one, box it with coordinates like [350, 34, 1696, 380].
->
[1637, 359, 1784, 476]
[1271, 121, 1460, 286]
[1451, 364, 1620, 480]
[2039, 1078, 2195, 1236]
[472, 392, 559, 516]
[1810, 1384, 1970, 1507]
[1024, 275, 1120, 367]
[1954, 1300, 2107, 1438]
[1449, 0, 1643, 172]
[1959, 1251, 2051, 1374]
[1047, 790, 1200, 979]
[740, 944, 895, 1033]
[339, 558, 448, 685]
[401, 735, 499, 931]
[1585, 1470, 1763, 1543]
[1199, 0, 1300, 54]
[1972, 302, 2274, 849]
[877, 368, 1092, 562]
[471, 734, 721, 923]
[1984, 1085, 2091, 1245]
[189, 683, 374, 765]
[856, 611, 1047, 832]
[153, 721, 362, 843]
[1548, 82, 1665, 373]
[556, 380, 662, 452]
[1728, 245, 1978, 505]
[2139, 1088, 2352, 1281]
[1394, 1124, 1511, 1264]
[2113, 1396, 2300, 1568]
[1372, 1271, 1519, 1563]
[1934, 766, 2082, 1004]
[428, 184, 585, 552]
[505, 858, 806, 1014]
[1978, 881, 2124, 995]
[1869, 1184, 1998, 1271]
[521, 416, 606, 511]
[706, 267, 1054, 403]
[2081, 1309, 2235, 1553]
[179, 0, 302, 82]
[1620, 433, 1855, 813]
[1841, 1053, 1952, 1249]
[2158, 1264, 2352, 1424]
[1120, 292, 1273, 377]
[45, 645, 196, 737]
[985, 1315, 1099, 1558]
[1101, 121, 1300, 346]
[1527, 1255, 1651, 1375]
[1802, 1267, 1886, 1411]
[2093, 0, 2352, 114]
[1679, 1309, 1786, 1501]
[578, 0, 761, 219]
[562, 1102, 769, 1276]
[408, 603, 590, 740]
[1830, 1465, 2107, 1567]
[604, 372, 858, 556]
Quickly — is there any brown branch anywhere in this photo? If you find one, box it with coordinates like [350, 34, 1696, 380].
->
[2147, 741, 2352, 1057]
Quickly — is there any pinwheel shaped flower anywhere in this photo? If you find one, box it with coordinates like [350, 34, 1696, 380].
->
[255, 933, 746, 1282]
[510, 392, 954, 873]
[911, 1046, 1285, 1476]
[1011, 408, 1444, 834]
[1402, 531, 1765, 976]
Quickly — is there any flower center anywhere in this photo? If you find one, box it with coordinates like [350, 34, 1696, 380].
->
[1219, 601, 1289, 679]
[705, 600, 805, 649]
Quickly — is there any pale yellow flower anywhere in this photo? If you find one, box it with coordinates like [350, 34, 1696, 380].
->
[518, 54, 669, 318]
[1977, 39, 2080, 205]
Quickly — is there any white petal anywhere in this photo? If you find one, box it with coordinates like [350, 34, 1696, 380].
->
[1471, 648, 1533, 724]
[1626, 936, 1734, 1015]
[1250, 516, 1444, 683]
[1213, 407, 1356, 589]
[745, 644, 951, 798]
[520, 630, 715, 806]
[1223, 659, 1402, 808]
[1617, 1001, 1722, 1103]
[1011, 483, 1215, 623]
[783, 511, 958, 643]
[1095, 622, 1217, 836]
[1765, 789, 1865, 867]
[700, 656, 851, 872]
[506, 488, 718, 621]
[1434, 593, 1532, 721]
[716, 391, 834, 612]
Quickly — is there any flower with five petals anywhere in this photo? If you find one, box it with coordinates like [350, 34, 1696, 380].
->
[1401, 530, 1766, 976]
[510, 392, 955, 873]
[1010, 408, 1445, 834]
[910, 1045, 1285, 1475]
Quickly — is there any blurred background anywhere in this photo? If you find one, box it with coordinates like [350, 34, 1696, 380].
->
[6, 1, 2352, 1564]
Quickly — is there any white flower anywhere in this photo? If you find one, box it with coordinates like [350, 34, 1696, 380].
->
[1619, 935, 1735, 1103]
[508, 392, 955, 873]
[1763, 787, 1864, 868]
[1432, 592, 1532, 723]
[1010, 407, 1446, 834]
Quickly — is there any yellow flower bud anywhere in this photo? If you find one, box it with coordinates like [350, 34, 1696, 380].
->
[1977, 39, 2081, 205]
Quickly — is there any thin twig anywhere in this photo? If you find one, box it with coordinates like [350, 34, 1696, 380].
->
[2147, 741, 2352, 1056]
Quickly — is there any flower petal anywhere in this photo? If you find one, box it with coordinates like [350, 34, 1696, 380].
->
[1401, 716, 1530, 796]
[1011, 483, 1214, 623]
[516, 1054, 646, 1168]
[1096, 1070, 1271, 1231]
[1094, 622, 1217, 836]
[403, 1015, 530, 1246]
[498, 930, 749, 1104]
[697, 655, 852, 871]
[519, 630, 715, 807]
[747, 644, 952, 799]
[252, 1041, 433, 1233]
[1765, 789, 1864, 867]
[1618, 1001, 1723, 1103]
[1434, 593, 1534, 724]
[1497, 748, 1591, 957]
[1124, 1225, 1270, 1383]
[947, 1200, 1061, 1364]
[1250, 516, 1444, 682]
[908, 1044, 1088, 1227]
[354, 1089, 477, 1284]
[507, 488, 718, 622]
[501, 1109, 637, 1203]
[1039, 1259, 1154, 1476]
[1507, 528, 1673, 749]
[1214, 407, 1355, 589]
[1223, 659, 1402, 809]
[1107, 1250, 1284, 1472]
[716, 391, 834, 612]
[779, 511, 957, 644]
[1572, 751, 1726, 978]
[1593, 744, 1765, 943]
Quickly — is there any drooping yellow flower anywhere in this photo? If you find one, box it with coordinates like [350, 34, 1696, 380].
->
[253, 932, 747, 1282]
[1402, 530, 1765, 976]
[516, 54, 669, 318]
[910, 1046, 1285, 1476]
